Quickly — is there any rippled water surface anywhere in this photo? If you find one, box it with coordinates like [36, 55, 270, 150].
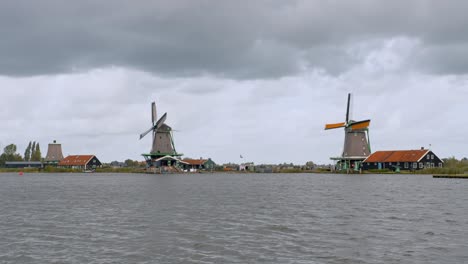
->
[0, 173, 467, 263]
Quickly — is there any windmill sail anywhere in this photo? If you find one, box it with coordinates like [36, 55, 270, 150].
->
[345, 93, 351, 123]
[151, 102, 157, 124]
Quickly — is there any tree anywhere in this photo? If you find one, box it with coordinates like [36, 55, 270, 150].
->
[31, 142, 42, 161]
[4, 144, 17, 155]
[0, 144, 23, 166]
[124, 159, 139, 167]
[31, 141, 36, 158]
[24, 141, 32, 161]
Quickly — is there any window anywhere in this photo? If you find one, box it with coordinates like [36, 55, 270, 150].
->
[397, 162, 400, 166]
[431, 163, 435, 168]
[426, 162, 430, 168]
[431, 155, 434, 160]
[389, 162, 392, 165]
[438, 163, 443, 168]
[419, 163, 423, 169]
[413, 162, 417, 169]
[404, 162, 409, 168]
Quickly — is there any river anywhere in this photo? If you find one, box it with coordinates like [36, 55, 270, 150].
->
[0, 173, 467, 263]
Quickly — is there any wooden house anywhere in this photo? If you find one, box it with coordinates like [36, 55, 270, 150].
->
[182, 158, 216, 171]
[362, 148, 443, 171]
[58, 155, 102, 171]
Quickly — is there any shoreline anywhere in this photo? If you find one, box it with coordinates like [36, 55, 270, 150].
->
[0, 168, 463, 176]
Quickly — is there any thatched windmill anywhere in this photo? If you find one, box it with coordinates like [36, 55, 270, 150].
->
[325, 93, 371, 171]
[140, 102, 182, 167]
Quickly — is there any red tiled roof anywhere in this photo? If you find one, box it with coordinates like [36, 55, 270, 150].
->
[183, 159, 208, 165]
[364, 150, 429, 163]
[58, 155, 95, 166]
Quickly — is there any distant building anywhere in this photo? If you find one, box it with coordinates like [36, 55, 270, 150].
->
[5, 161, 43, 169]
[255, 165, 274, 173]
[362, 148, 443, 171]
[58, 155, 102, 170]
[182, 158, 216, 171]
[240, 162, 255, 171]
[109, 161, 125, 168]
[44, 140, 64, 166]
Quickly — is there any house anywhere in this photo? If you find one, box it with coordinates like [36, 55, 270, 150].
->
[58, 155, 102, 170]
[240, 162, 255, 171]
[361, 148, 443, 171]
[5, 161, 43, 169]
[182, 158, 216, 171]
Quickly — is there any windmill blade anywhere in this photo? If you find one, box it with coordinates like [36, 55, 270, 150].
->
[151, 102, 157, 124]
[140, 112, 168, 139]
[325, 122, 346, 130]
[345, 93, 351, 123]
[349, 119, 371, 131]
[154, 112, 167, 130]
[139, 126, 154, 140]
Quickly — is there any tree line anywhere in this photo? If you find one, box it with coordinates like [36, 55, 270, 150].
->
[0, 141, 42, 166]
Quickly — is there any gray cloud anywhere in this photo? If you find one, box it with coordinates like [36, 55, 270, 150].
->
[2, 1, 468, 78]
[0, 1, 467, 165]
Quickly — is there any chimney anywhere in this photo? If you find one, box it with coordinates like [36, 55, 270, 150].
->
[53, 140, 57, 143]
[421, 147, 424, 150]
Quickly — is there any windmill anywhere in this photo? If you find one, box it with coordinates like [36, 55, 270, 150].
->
[44, 140, 64, 166]
[325, 93, 371, 171]
[140, 102, 182, 167]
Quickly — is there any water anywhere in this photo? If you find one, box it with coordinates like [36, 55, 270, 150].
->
[0, 173, 467, 264]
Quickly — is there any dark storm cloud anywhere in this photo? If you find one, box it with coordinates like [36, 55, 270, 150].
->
[1, 0, 468, 78]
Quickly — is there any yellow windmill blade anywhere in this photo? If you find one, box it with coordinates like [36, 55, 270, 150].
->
[349, 120, 371, 131]
[325, 122, 346, 130]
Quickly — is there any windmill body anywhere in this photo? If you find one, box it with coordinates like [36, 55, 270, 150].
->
[152, 123, 175, 155]
[140, 102, 182, 167]
[44, 140, 65, 166]
[325, 93, 371, 171]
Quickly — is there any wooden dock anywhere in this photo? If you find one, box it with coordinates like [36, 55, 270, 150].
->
[433, 174, 468, 179]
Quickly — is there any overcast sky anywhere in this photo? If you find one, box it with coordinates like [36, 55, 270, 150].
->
[1, 1, 467, 164]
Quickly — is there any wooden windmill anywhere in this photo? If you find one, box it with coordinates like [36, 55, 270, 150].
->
[140, 102, 182, 167]
[325, 93, 371, 171]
